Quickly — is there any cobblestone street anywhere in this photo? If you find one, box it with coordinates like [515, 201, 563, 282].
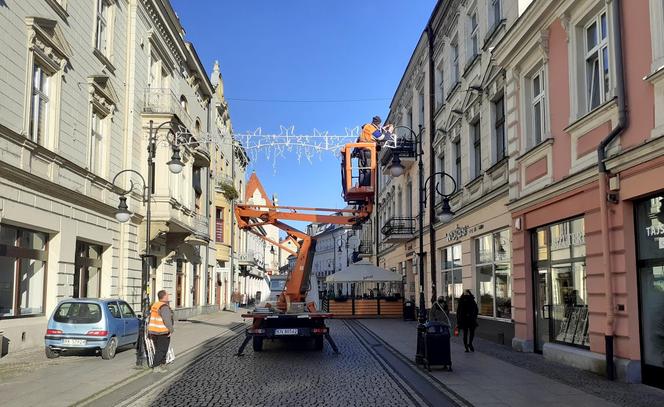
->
[127, 320, 429, 407]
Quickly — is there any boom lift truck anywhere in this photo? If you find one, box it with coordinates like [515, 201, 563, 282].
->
[236, 142, 377, 354]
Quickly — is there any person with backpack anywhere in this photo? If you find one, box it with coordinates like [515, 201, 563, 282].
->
[456, 289, 479, 352]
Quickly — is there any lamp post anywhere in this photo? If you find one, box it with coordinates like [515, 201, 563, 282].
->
[112, 120, 185, 368]
[385, 125, 457, 363]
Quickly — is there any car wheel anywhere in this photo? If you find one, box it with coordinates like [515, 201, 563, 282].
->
[45, 347, 60, 359]
[314, 336, 324, 351]
[101, 337, 118, 360]
[252, 336, 263, 352]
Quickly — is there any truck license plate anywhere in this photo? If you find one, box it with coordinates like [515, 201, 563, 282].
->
[275, 328, 298, 336]
[63, 339, 86, 346]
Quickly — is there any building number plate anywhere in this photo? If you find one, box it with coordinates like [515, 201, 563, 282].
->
[275, 328, 298, 336]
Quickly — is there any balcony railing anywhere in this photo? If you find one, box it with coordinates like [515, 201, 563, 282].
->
[192, 213, 209, 238]
[357, 240, 374, 257]
[143, 88, 193, 131]
[381, 217, 415, 243]
[380, 136, 417, 175]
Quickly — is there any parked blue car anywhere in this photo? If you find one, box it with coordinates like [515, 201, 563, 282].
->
[45, 298, 140, 360]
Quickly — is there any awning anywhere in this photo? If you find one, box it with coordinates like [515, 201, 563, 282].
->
[325, 260, 403, 283]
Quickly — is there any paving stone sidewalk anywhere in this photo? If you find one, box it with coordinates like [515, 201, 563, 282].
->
[0, 309, 246, 407]
[360, 319, 664, 407]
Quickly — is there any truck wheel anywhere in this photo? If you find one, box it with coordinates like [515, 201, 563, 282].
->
[45, 347, 60, 359]
[252, 337, 263, 352]
[314, 336, 324, 351]
[101, 337, 118, 360]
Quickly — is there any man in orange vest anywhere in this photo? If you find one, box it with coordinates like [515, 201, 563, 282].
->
[148, 290, 174, 372]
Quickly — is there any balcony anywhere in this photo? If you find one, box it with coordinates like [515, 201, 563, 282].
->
[357, 239, 373, 258]
[381, 217, 415, 243]
[143, 88, 193, 131]
[236, 250, 257, 266]
[380, 137, 417, 175]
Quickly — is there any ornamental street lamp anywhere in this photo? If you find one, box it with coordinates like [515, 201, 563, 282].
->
[386, 125, 458, 364]
[111, 119, 188, 368]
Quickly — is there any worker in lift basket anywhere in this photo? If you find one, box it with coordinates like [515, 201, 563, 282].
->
[357, 116, 385, 186]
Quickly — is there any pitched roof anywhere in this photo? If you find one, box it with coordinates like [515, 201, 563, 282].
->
[245, 172, 272, 205]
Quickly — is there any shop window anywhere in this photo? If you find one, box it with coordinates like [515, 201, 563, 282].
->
[635, 195, 664, 385]
[475, 229, 511, 319]
[533, 218, 588, 349]
[441, 244, 463, 313]
[74, 241, 103, 298]
[0, 224, 48, 318]
[175, 260, 184, 308]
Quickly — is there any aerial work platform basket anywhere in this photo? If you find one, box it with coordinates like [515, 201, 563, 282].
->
[340, 142, 376, 208]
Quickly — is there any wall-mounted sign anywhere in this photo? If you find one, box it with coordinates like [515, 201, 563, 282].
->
[550, 232, 585, 251]
[645, 225, 664, 237]
[445, 224, 484, 242]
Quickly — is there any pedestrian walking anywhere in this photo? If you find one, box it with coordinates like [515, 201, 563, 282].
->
[148, 290, 174, 372]
[456, 289, 478, 352]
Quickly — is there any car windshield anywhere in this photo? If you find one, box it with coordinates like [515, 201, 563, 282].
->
[53, 302, 102, 324]
[270, 279, 286, 292]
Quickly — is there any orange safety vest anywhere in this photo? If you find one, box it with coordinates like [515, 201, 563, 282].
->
[359, 123, 380, 143]
[147, 301, 170, 335]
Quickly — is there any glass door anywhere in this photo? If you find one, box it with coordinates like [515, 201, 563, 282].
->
[535, 268, 550, 352]
[635, 195, 664, 388]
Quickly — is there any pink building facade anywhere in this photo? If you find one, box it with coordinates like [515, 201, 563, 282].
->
[495, 0, 664, 387]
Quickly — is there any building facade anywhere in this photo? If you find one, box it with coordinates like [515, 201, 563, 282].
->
[0, 0, 229, 354]
[376, 0, 520, 345]
[494, 0, 664, 386]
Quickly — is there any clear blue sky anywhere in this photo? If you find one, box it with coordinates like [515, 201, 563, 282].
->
[172, 0, 436, 211]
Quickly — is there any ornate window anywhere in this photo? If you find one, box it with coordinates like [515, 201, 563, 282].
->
[24, 18, 71, 149]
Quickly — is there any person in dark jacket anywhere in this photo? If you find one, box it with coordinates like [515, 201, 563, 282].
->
[456, 289, 479, 352]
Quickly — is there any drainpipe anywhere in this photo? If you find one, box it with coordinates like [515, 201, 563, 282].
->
[597, 0, 627, 381]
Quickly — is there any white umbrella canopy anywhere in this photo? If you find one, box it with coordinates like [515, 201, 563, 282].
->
[325, 259, 403, 283]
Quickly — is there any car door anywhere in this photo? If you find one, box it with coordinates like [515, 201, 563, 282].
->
[119, 301, 139, 343]
[106, 301, 125, 345]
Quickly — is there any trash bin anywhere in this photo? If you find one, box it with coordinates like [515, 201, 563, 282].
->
[422, 321, 452, 371]
[403, 300, 416, 321]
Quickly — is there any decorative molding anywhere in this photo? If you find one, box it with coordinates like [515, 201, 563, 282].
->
[538, 29, 550, 63]
[87, 75, 119, 118]
[559, 12, 571, 42]
[25, 17, 72, 72]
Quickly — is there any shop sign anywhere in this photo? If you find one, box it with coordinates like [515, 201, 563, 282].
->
[445, 224, 484, 242]
[550, 232, 585, 250]
[645, 224, 664, 237]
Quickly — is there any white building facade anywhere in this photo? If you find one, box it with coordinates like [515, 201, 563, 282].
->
[0, 0, 230, 354]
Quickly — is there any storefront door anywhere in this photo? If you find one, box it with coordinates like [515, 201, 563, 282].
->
[532, 218, 589, 352]
[635, 195, 664, 389]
